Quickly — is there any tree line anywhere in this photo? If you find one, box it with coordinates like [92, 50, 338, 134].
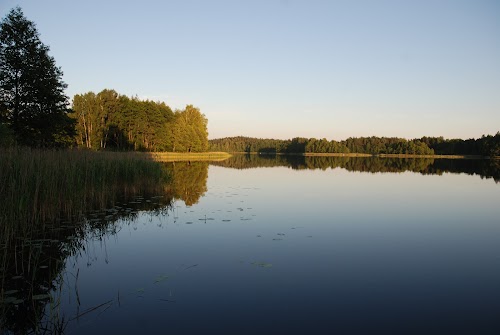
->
[0, 8, 208, 152]
[1, 7, 498, 156]
[209, 133, 500, 157]
[71, 90, 208, 152]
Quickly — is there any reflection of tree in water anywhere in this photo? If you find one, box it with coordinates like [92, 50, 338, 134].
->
[212, 154, 499, 183]
[1, 193, 174, 334]
[209, 154, 301, 170]
[303, 156, 436, 173]
[1, 161, 211, 333]
[424, 158, 500, 183]
[167, 161, 209, 206]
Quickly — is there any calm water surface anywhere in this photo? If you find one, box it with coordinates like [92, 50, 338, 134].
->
[5, 157, 500, 334]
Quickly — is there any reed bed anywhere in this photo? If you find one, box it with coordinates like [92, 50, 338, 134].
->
[148, 151, 232, 162]
[0, 147, 172, 241]
[0, 148, 176, 333]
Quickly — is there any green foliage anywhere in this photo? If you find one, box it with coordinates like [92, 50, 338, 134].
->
[0, 7, 74, 147]
[170, 105, 208, 152]
[421, 133, 500, 157]
[210, 133, 500, 156]
[209, 136, 434, 155]
[344, 137, 434, 155]
[209, 136, 300, 154]
[71, 90, 208, 152]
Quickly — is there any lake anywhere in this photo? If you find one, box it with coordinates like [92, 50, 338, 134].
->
[2, 156, 500, 334]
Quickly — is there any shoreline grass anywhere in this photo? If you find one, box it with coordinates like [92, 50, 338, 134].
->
[147, 151, 232, 162]
[0, 148, 173, 239]
[0, 147, 177, 334]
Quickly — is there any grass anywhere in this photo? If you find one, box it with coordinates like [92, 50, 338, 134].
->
[0, 147, 173, 242]
[147, 151, 232, 162]
[0, 147, 176, 333]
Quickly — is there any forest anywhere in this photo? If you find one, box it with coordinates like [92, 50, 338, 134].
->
[1, 7, 499, 157]
[0, 8, 209, 152]
[209, 133, 500, 157]
[71, 90, 208, 152]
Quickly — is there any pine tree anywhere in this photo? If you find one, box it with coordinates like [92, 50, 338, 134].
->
[0, 7, 74, 147]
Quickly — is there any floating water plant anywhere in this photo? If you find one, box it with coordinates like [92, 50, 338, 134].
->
[251, 262, 273, 268]
[154, 275, 169, 284]
[32, 294, 51, 301]
[4, 290, 19, 295]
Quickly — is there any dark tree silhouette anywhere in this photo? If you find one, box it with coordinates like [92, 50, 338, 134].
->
[0, 7, 74, 147]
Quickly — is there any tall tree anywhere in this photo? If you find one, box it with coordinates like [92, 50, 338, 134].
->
[171, 105, 208, 152]
[0, 7, 73, 147]
[72, 92, 99, 148]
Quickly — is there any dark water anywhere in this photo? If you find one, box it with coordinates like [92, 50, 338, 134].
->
[2, 156, 500, 334]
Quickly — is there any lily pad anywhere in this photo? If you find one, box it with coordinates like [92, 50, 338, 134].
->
[4, 290, 19, 295]
[154, 275, 169, 284]
[2, 296, 17, 304]
[32, 294, 51, 300]
[251, 262, 273, 268]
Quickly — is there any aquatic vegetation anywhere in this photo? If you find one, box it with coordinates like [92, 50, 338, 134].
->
[0, 147, 172, 238]
[0, 147, 174, 334]
[154, 275, 170, 284]
[251, 262, 273, 268]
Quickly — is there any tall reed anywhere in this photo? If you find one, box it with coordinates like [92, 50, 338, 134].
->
[0, 147, 172, 241]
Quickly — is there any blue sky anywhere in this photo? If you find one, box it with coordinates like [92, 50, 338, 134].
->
[1, 0, 499, 140]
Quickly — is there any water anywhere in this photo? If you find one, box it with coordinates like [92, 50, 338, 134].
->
[2, 156, 500, 334]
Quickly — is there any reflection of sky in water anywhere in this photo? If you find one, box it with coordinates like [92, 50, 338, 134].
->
[63, 166, 500, 334]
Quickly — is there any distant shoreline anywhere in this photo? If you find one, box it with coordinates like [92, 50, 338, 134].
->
[224, 152, 497, 159]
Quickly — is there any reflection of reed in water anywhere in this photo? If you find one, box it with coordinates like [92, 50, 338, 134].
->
[0, 148, 175, 334]
[0, 154, 214, 333]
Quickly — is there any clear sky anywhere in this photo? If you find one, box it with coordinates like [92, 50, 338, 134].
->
[1, 0, 499, 140]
